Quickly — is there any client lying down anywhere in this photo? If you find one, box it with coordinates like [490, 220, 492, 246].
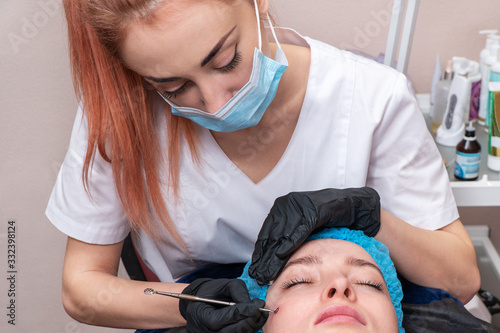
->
[140, 227, 499, 332]
[239, 227, 404, 333]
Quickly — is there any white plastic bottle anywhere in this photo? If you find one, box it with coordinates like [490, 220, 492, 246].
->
[430, 60, 453, 133]
[479, 42, 500, 126]
[436, 58, 472, 147]
[479, 30, 499, 71]
[490, 47, 500, 101]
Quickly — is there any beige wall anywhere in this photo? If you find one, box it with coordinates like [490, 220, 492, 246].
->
[271, 0, 500, 93]
[1, 2, 132, 333]
[0, 0, 499, 332]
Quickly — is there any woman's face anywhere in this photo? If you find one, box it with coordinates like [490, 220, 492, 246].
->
[263, 239, 398, 333]
[120, 0, 264, 113]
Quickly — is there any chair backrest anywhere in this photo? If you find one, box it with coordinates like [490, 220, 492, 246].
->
[121, 233, 160, 282]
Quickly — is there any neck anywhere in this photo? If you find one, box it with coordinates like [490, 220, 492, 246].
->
[264, 42, 309, 122]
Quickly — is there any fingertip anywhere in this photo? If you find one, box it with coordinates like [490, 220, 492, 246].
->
[275, 240, 294, 258]
[258, 268, 274, 286]
[252, 298, 266, 308]
[256, 276, 269, 286]
[248, 263, 258, 278]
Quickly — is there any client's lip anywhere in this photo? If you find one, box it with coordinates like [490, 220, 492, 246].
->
[315, 305, 366, 326]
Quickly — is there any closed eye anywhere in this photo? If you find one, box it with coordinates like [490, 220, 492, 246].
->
[217, 47, 241, 73]
[281, 278, 312, 289]
[160, 46, 241, 100]
[355, 280, 384, 291]
[161, 83, 189, 100]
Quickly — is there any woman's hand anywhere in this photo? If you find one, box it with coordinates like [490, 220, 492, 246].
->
[179, 278, 268, 333]
[248, 187, 381, 285]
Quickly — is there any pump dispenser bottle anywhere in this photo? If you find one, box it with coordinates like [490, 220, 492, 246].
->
[455, 122, 481, 180]
[480, 30, 499, 71]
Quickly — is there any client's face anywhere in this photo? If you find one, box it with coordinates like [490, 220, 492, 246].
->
[263, 239, 398, 333]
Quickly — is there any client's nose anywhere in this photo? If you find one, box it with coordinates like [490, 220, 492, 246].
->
[327, 287, 352, 299]
[324, 278, 355, 301]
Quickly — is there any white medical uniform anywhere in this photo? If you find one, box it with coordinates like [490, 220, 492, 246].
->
[46, 28, 458, 282]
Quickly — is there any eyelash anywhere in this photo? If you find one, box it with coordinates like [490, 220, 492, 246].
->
[161, 49, 242, 100]
[356, 280, 384, 291]
[280, 278, 383, 291]
[219, 50, 242, 73]
[281, 278, 312, 289]
[161, 84, 188, 100]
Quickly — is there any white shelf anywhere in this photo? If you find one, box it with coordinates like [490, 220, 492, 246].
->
[417, 94, 500, 207]
[452, 178, 500, 207]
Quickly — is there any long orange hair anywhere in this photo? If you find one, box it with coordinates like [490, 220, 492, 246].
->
[63, 0, 200, 242]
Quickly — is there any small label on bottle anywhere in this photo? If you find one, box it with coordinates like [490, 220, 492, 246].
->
[490, 91, 500, 157]
[455, 151, 480, 179]
[469, 80, 481, 121]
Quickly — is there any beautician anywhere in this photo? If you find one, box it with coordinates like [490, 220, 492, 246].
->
[47, 0, 480, 331]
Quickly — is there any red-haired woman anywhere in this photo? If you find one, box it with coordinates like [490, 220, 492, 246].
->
[46, 0, 479, 331]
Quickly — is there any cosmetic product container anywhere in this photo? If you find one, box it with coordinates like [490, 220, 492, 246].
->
[455, 122, 481, 180]
[479, 41, 500, 126]
[488, 50, 500, 171]
[436, 58, 477, 147]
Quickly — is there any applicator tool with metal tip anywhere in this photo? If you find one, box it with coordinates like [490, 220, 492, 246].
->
[143, 288, 278, 313]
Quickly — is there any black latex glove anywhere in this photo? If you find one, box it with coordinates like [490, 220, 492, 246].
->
[179, 278, 268, 333]
[249, 187, 381, 285]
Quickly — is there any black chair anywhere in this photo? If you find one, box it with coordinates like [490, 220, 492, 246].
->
[120, 233, 147, 281]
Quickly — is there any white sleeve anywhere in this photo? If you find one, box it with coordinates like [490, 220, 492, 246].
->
[45, 106, 130, 244]
[367, 73, 459, 230]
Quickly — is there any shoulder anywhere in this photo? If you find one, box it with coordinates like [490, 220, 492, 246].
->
[276, 28, 403, 92]
[303, 35, 411, 126]
[307, 35, 403, 92]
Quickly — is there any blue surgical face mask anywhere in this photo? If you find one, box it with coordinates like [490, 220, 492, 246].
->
[157, 0, 288, 132]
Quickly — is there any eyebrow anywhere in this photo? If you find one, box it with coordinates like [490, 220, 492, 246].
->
[283, 255, 322, 271]
[281, 254, 383, 279]
[345, 256, 383, 277]
[143, 25, 237, 84]
[143, 76, 183, 83]
[201, 25, 237, 67]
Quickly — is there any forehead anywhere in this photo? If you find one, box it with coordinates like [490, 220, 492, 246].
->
[146, 0, 235, 29]
[120, 0, 243, 73]
[290, 239, 376, 264]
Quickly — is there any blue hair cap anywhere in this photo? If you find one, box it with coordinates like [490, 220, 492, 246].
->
[239, 228, 404, 332]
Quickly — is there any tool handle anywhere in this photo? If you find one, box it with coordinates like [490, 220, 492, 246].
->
[190, 295, 275, 313]
[149, 290, 276, 313]
[154, 291, 236, 306]
[188, 295, 237, 307]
